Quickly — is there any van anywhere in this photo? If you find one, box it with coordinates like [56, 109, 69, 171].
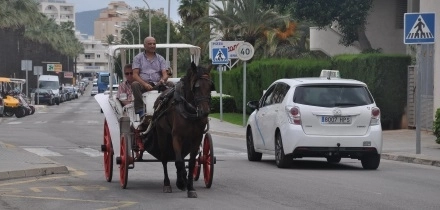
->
[38, 75, 61, 105]
[96, 72, 117, 94]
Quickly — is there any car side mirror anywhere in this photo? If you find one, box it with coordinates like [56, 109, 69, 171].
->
[247, 101, 259, 110]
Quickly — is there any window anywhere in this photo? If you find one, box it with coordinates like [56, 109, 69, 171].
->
[259, 85, 276, 107]
[293, 85, 374, 107]
[85, 55, 91, 59]
[97, 54, 100, 58]
[395, 0, 408, 29]
[272, 83, 290, 104]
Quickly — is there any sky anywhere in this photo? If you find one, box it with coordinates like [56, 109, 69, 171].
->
[70, 0, 181, 22]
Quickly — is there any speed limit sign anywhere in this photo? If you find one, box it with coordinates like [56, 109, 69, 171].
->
[236, 42, 254, 61]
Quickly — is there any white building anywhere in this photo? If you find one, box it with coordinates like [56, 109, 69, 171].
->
[36, 0, 75, 27]
[310, 0, 439, 129]
[75, 31, 109, 74]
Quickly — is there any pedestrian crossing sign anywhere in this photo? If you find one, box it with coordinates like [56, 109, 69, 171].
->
[404, 13, 435, 44]
[212, 47, 228, 65]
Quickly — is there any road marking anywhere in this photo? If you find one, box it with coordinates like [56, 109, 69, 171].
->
[70, 148, 103, 157]
[34, 121, 47, 124]
[214, 148, 247, 157]
[7, 122, 22, 125]
[87, 120, 99, 124]
[0, 194, 137, 209]
[23, 148, 62, 156]
[61, 121, 74, 123]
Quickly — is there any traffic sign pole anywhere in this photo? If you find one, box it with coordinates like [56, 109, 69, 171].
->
[404, 13, 435, 155]
[236, 42, 255, 127]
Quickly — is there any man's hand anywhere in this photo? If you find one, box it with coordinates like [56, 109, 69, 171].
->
[143, 82, 153, 91]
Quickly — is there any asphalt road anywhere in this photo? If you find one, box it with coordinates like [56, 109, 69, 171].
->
[1, 92, 440, 210]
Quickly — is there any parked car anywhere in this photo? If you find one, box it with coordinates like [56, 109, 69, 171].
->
[246, 70, 382, 170]
[64, 86, 78, 99]
[32, 88, 56, 105]
[91, 83, 98, 96]
[104, 84, 119, 94]
[0, 96, 4, 117]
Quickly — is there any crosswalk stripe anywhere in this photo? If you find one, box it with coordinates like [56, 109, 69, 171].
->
[23, 148, 62, 156]
[7, 122, 22, 125]
[70, 148, 103, 157]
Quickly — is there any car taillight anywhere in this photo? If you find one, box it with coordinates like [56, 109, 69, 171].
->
[370, 107, 380, 125]
[286, 106, 301, 125]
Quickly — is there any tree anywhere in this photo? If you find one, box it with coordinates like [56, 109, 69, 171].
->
[261, 0, 373, 51]
[209, 0, 289, 46]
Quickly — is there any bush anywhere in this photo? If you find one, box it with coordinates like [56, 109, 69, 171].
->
[211, 95, 236, 113]
[433, 108, 440, 144]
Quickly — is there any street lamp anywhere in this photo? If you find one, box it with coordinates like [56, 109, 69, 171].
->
[112, 34, 131, 61]
[115, 25, 135, 59]
[116, 10, 142, 53]
[142, 0, 152, 37]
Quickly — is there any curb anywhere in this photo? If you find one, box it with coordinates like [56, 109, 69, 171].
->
[209, 131, 440, 168]
[381, 153, 440, 167]
[210, 130, 245, 139]
[0, 166, 69, 181]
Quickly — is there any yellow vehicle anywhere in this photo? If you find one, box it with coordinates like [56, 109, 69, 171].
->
[0, 77, 27, 118]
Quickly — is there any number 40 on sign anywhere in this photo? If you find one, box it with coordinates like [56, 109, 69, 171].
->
[237, 42, 254, 61]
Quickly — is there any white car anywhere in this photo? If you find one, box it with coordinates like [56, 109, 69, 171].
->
[91, 84, 98, 96]
[246, 70, 382, 169]
[104, 84, 119, 94]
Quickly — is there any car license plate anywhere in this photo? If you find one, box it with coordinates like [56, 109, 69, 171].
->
[321, 116, 352, 124]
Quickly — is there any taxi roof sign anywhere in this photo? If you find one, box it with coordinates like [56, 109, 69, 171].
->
[320, 70, 341, 79]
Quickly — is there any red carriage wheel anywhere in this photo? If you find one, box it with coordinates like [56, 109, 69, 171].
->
[102, 119, 113, 182]
[202, 133, 214, 188]
[119, 134, 129, 189]
[193, 150, 201, 181]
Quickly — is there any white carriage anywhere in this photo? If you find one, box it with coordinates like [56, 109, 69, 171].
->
[95, 43, 215, 189]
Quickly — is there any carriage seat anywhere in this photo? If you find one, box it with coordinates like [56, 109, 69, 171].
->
[142, 90, 161, 117]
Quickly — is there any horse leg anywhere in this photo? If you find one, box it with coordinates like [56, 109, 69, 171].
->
[187, 150, 198, 198]
[173, 138, 187, 191]
[162, 161, 172, 193]
[175, 155, 187, 191]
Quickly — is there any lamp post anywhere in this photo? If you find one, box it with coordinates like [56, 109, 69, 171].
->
[142, 0, 151, 37]
[166, 0, 170, 63]
[116, 11, 141, 53]
[115, 25, 135, 60]
[113, 34, 131, 61]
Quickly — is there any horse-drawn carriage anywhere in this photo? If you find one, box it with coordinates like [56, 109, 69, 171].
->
[95, 43, 215, 198]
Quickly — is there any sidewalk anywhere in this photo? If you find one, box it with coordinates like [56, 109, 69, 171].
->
[207, 117, 440, 167]
[1, 117, 440, 181]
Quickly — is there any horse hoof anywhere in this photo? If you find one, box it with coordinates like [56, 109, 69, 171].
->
[163, 186, 172, 193]
[187, 191, 197, 198]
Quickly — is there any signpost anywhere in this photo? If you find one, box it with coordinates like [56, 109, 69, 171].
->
[21, 60, 32, 97]
[404, 13, 435, 154]
[34, 66, 43, 104]
[211, 46, 229, 121]
[236, 42, 255, 126]
[209, 41, 243, 69]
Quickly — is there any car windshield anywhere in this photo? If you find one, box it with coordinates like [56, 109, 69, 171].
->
[39, 81, 59, 89]
[293, 85, 374, 107]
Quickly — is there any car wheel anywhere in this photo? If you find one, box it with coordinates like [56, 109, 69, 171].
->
[4, 111, 14, 117]
[326, 156, 342, 163]
[246, 127, 262, 161]
[361, 153, 381, 170]
[275, 132, 292, 168]
[15, 107, 26, 118]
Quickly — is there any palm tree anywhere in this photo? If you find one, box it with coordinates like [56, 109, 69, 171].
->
[209, 0, 289, 46]
[178, 0, 210, 25]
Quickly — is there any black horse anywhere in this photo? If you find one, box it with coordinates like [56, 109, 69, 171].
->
[149, 62, 213, 198]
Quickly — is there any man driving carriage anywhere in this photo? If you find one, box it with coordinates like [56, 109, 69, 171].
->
[131, 36, 174, 117]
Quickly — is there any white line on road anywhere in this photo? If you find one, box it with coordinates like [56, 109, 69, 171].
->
[70, 148, 103, 157]
[7, 122, 22, 125]
[23, 148, 62, 156]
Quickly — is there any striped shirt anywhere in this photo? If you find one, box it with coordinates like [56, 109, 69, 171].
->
[116, 80, 133, 102]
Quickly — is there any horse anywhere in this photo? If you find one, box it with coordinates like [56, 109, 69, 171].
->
[152, 61, 213, 198]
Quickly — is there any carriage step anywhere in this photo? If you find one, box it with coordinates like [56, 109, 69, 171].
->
[101, 144, 106, 152]
[116, 157, 121, 165]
